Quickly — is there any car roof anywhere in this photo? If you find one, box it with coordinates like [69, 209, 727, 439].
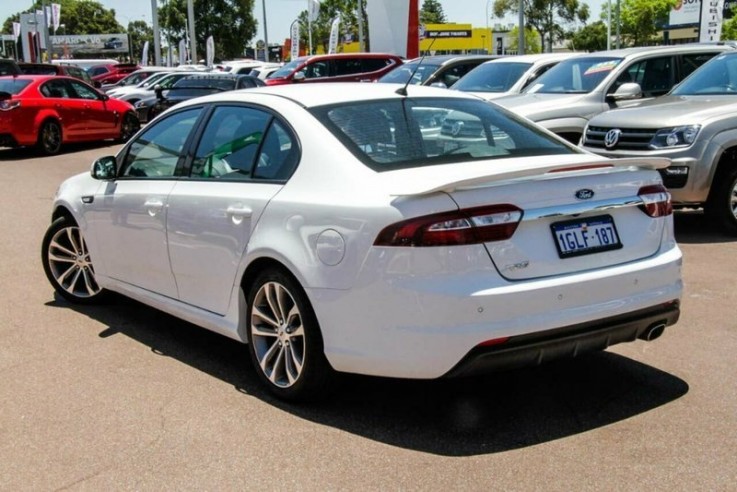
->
[405, 55, 499, 65]
[482, 53, 577, 64]
[181, 81, 477, 109]
[296, 53, 402, 62]
[575, 43, 734, 60]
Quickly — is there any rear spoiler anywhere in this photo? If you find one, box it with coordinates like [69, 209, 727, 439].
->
[383, 156, 671, 196]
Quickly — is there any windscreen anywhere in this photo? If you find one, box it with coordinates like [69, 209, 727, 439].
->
[671, 53, 737, 95]
[524, 56, 622, 94]
[310, 97, 577, 171]
[377, 62, 441, 85]
[453, 62, 532, 92]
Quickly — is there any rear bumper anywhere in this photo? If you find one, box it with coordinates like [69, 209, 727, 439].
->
[443, 300, 680, 378]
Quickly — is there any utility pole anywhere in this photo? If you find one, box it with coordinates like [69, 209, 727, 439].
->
[607, 0, 611, 50]
[616, 0, 621, 49]
[187, 0, 196, 62]
[357, 0, 365, 52]
[262, 0, 269, 62]
[518, 0, 524, 55]
[151, 0, 162, 65]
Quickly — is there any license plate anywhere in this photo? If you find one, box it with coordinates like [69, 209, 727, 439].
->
[551, 215, 622, 258]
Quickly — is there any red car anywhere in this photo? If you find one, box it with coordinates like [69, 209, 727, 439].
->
[89, 63, 140, 86]
[265, 53, 403, 86]
[0, 75, 139, 155]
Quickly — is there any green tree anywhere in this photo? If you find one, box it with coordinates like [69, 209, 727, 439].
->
[618, 0, 677, 46]
[568, 20, 608, 51]
[492, 0, 589, 52]
[128, 20, 153, 64]
[3, 0, 124, 36]
[723, 4, 737, 40]
[508, 26, 541, 54]
[296, 0, 365, 55]
[158, 0, 257, 60]
[420, 0, 447, 24]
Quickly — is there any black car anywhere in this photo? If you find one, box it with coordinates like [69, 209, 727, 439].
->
[377, 55, 500, 88]
[0, 58, 21, 76]
[134, 74, 265, 123]
[17, 63, 96, 86]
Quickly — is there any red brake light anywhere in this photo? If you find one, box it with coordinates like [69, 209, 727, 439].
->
[0, 100, 20, 111]
[638, 184, 672, 217]
[374, 205, 523, 247]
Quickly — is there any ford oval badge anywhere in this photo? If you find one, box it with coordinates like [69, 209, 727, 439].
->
[575, 189, 595, 200]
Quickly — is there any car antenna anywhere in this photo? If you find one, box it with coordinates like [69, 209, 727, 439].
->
[396, 34, 436, 96]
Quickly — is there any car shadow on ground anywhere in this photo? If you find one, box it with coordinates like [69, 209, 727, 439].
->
[673, 209, 737, 244]
[47, 293, 689, 457]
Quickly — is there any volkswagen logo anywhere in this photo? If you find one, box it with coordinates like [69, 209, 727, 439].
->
[575, 189, 595, 200]
[604, 128, 622, 148]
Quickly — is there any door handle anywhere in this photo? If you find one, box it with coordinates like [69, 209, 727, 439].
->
[226, 205, 252, 225]
[144, 198, 164, 217]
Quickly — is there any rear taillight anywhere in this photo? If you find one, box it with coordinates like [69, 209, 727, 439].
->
[374, 205, 523, 247]
[0, 100, 20, 111]
[638, 184, 672, 217]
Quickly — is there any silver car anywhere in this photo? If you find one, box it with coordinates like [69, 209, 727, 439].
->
[581, 50, 737, 234]
[493, 44, 733, 144]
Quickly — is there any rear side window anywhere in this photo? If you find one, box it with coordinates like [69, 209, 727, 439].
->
[362, 58, 392, 72]
[681, 52, 719, 79]
[40, 79, 71, 98]
[334, 58, 364, 76]
[0, 79, 32, 94]
[311, 97, 576, 171]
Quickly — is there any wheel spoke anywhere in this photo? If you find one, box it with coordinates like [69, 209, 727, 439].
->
[66, 227, 81, 254]
[49, 239, 75, 258]
[81, 269, 97, 296]
[252, 305, 279, 329]
[56, 263, 77, 284]
[67, 268, 83, 294]
[259, 339, 281, 372]
[265, 283, 281, 322]
[285, 344, 303, 380]
[267, 346, 286, 384]
[48, 253, 76, 264]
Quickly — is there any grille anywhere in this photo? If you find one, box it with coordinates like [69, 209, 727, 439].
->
[585, 126, 657, 150]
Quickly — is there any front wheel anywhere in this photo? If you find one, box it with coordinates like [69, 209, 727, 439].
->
[246, 268, 335, 401]
[705, 166, 737, 235]
[119, 112, 140, 142]
[41, 216, 107, 304]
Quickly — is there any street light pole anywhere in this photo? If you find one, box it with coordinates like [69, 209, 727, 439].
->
[518, 0, 524, 55]
[262, 0, 269, 62]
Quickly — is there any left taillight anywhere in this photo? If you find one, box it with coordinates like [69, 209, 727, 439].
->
[638, 184, 673, 217]
[374, 205, 523, 247]
[0, 100, 20, 111]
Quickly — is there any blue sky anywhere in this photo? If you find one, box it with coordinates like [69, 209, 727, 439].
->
[2, 0, 605, 43]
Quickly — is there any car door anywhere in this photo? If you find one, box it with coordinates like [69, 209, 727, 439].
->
[166, 105, 298, 315]
[87, 107, 204, 298]
[68, 79, 117, 137]
[39, 78, 85, 138]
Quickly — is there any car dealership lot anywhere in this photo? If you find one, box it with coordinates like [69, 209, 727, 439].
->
[1, 145, 735, 489]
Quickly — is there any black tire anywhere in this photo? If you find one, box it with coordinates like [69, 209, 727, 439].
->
[705, 166, 737, 235]
[119, 112, 140, 142]
[246, 268, 336, 401]
[41, 216, 107, 304]
[37, 119, 62, 155]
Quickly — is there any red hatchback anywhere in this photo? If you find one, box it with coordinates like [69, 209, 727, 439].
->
[265, 53, 403, 85]
[0, 75, 139, 155]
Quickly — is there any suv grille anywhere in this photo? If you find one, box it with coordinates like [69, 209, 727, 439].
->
[585, 126, 657, 150]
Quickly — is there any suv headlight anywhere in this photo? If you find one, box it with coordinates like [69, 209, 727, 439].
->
[650, 125, 701, 148]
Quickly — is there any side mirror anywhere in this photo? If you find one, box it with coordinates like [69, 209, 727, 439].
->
[292, 71, 306, 82]
[91, 156, 117, 180]
[607, 82, 642, 102]
[154, 84, 163, 99]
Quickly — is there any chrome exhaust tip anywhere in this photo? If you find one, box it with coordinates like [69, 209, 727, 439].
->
[640, 322, 666, 342]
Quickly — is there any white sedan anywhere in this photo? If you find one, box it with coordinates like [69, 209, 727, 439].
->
[41, 83, 682, 401]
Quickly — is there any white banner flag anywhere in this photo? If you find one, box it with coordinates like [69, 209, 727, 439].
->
[179, 39, 186, 65]
[51, 3, 61, 33]
[45, 6, 52, 27]
[328, 15, 340, 54]
[308, 0, 321, 21]
[700, 0, 725, 42]
[290, 20, 300, 60]
[13, 22, 21, 39]
[206, 36, 214, 67]
[141, 41, 149, 66]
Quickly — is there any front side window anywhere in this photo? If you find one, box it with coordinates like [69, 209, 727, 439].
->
[191, 106, 271, 180]
[525, 56, 622, 94]
[311, 97, 577, 171]
[304, 61, 331, 78]
[122, 108, 203, 178]
[69, 80, 100, 100]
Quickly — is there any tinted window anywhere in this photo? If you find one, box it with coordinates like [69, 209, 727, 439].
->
[526, 56, 622, 94]
[253, 121, 299, 180]
[620, 57, 673, 97]
[40, 79, 71, 98]
[122, 108, 202, 178]
[378, 62, 441, 84]
[19, 65, 59, 75]
[88, 66, 109, 77]
[69, 80, 100, 100]
[303, 61, 331, 78]
[334, 58, 364, 76]
[362, 58, 391, 72]
[192, 106, 270, 180]
[454, 62, 532, 92]
[311, 98, 576, 171]
[681, 52, 719, 79]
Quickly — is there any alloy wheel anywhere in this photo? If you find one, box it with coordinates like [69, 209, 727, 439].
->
[47, 225, 101, 299]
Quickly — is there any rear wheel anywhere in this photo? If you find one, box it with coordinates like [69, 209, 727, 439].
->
[41, 216, 107, 304]
[37, 120, 62, 155]
[705, 166, 737, 235]
[246, 268, 335, 401]
[119, 112, 140, 142]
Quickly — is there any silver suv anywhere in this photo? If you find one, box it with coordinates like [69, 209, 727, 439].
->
[493, 44, 733, 144]
[581, 50, 737, 234]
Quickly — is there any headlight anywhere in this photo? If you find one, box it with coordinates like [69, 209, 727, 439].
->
[135, 101, 146, 108]
[650, 125, 701, 148]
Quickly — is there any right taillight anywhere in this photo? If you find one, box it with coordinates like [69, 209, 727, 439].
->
[638, 184, 673, 217]
[374, 205, 523, 247]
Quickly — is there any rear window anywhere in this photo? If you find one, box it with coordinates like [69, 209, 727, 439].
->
[0, 79, 32, 94]
[378, 63, 441, 85]
[19, 65, 59, 75]
[173, 77, 236, 90]
[525, 56, 622, 94]
[453, 62, 532, 93]
[310, 97, 577, 171]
